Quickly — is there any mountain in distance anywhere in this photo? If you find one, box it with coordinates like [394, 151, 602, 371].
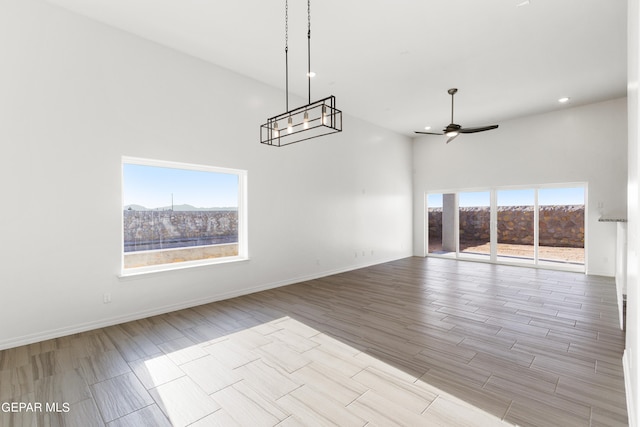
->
[124, 204, 236, 212]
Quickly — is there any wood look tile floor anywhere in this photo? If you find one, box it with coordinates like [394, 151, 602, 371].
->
[0, 257, 628, 426]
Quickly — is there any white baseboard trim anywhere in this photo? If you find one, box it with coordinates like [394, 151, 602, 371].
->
[0, 255, 409, 351]
[586, 269, 616, 278]
[624, 350, 636, 427]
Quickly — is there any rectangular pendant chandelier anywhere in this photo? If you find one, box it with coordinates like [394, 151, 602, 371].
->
[260, 96, 342, 147]
[260, 0, 342, 147]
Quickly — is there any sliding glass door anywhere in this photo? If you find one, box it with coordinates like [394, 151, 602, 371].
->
[427, 193, 455, 256]
[426, 184, 585, 271]
[427, 193, 445, 255]
[538, 187, 585, 266]
[496, 189, 535, 263]
[458, 191, 491, 259]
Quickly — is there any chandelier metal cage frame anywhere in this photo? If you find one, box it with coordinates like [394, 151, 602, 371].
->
[260, 96, 341, 147]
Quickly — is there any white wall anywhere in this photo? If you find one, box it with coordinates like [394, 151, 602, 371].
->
[0, 0, 413, 349]
[626, 0, 640, 424]
[413, 98, 628, 277]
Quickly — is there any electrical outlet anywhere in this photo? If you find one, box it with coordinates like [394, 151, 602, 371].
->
[103, 293, 112, 304]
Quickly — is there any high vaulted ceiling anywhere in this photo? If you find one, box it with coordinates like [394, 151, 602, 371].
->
[45, 0, 627, 137]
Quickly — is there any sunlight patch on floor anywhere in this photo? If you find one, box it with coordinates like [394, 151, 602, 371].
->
[144, 316, 513, 426]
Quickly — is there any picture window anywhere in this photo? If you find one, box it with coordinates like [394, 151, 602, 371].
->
[121, 157, 247, 275]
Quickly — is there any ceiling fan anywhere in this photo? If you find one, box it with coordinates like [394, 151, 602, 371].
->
[415, 88, 499, 143]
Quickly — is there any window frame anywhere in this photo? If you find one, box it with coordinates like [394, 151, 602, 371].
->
[120, 156, 248, 277]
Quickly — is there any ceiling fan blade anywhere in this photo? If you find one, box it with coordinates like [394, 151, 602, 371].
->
[414, 131, 444, 135]
[446, 134, 460, 144]
[459, 125, 499, 134]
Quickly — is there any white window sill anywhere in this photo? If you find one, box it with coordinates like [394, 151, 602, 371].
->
[118, 255, 249, 281]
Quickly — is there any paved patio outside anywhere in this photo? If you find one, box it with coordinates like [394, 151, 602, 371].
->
[429, 239, 584, 264]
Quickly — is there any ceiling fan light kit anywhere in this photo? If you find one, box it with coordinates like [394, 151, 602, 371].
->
[260, 0, 342, 147]
[415, 88, 498, 143]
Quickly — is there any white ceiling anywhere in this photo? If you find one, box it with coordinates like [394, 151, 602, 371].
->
[45, 0, 627, 137]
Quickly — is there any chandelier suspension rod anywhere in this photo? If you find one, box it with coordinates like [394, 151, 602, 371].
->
[307, 0, 311, 104]
[285, 0, 289, 112]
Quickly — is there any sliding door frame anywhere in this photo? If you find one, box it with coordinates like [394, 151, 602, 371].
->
[425, 183, 587, 272]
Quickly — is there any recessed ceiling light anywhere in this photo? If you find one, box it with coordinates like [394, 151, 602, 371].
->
[517, 0, 530, 6]
[558, 97, 570, 103]
[307, 71, 316, 78]
[424, 126, 432, 130]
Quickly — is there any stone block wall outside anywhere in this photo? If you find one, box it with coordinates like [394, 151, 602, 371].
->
[428, 205, 584, 248]
[123, 210, 238, 251]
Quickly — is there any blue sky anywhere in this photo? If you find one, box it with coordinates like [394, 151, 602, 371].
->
[123, 163, 239, 209]
[428, 187, 585, 208]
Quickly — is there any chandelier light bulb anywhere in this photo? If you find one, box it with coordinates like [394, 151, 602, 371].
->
[303, 111, 309, 129]
[287, 116, 293, 134]
[273, 122, 279, 138]
[322, 105, 327, 125]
